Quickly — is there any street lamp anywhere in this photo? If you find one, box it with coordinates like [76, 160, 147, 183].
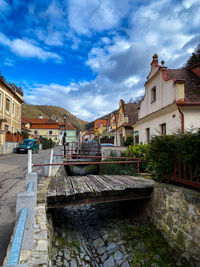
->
[63, 114, 67, 157]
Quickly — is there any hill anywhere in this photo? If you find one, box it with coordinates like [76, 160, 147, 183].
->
[22, 104, 87, 129]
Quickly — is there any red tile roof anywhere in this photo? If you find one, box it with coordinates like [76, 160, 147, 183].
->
[94, 119, 107, 129]
[57, 121, 77, 130]
[30, 124, 60, 129]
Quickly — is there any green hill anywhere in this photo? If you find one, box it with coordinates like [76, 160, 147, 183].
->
[22, 104, 87, 129]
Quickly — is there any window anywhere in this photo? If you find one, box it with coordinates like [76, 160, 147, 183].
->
[133, 131, 139, 145]
[161, 123, 166, 135]
[17, 106, 20, 119]
[49, 130, 53, 135]
[5, 125, 9, 132]
[146, 128, 150, 144]
[12, 102, 15, 115]
[34, 130, 38, 135]
[6, 98, 10, 112]
[151, 86, 156, 103]
[12, 126, 14, 133]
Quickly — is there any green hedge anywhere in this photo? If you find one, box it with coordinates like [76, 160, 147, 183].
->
[39, 136, 55, 149]
[148, 130, 200, 181]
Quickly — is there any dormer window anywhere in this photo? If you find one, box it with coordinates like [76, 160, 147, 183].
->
[151, 86, 156, 103]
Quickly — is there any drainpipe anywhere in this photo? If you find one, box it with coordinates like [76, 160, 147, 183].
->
[176, 103, 184, 134]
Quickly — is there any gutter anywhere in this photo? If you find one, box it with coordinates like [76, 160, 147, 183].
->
[176, 103, 184, 134]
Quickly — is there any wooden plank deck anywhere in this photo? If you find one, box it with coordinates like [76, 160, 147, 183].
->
[46, 175, 154, 209]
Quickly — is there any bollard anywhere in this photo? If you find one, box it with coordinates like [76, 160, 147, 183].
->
[28, 150, 32, 173]
[44, 159, 49, 177]
[16, 192, 36, 250]
[48, 149, 53, 177]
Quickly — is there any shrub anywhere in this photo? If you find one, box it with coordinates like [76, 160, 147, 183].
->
[148, 130, 200, 181]
[124, 136, 133, 146]
[39, 136, 55, 149]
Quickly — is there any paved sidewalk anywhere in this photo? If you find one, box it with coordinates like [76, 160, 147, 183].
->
[0, 146, 61, 265]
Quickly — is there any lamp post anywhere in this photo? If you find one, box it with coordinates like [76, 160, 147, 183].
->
[63, 114, 67, 157]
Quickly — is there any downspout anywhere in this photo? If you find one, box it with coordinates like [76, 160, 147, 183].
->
[176, 103, 184, 134]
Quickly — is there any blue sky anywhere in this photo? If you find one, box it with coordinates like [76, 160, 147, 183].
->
[0, 0, 200, 121]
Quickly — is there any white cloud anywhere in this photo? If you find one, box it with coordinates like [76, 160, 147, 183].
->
[0, 32, 61, 62]
[68, 0, 130, 35]
[0, 0, 10, 12]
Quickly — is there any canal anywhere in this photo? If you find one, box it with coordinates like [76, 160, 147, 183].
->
[48, 199, 190, 267]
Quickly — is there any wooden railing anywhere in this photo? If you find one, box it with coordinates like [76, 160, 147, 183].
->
[169, 162, 200, 189]
[5, 132, 23, 143]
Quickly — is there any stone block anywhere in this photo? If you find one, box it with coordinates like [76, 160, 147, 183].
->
[16, 192, 36, 250]
[26, 172, 37, 193]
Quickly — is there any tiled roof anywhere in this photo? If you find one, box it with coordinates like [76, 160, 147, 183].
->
[124, 103, 139, 125]
[0, 75, 23, 96]
[94, 119, 107, 129]
[166, 68, 200, 102]
[57, 121, 77, 130]
[30, 124, 60, 129]
[25, 118, 56, 124]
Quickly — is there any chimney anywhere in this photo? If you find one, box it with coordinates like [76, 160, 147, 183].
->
[151, 53, 158, 67]
[39, 114, 43, 119]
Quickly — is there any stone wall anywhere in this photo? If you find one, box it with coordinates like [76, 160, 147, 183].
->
[0, 141, 19, 154]
[101, 146, 127, 160]
[150, 182, 200, 264]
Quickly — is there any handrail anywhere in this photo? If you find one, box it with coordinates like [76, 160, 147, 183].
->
[7, 208, 28, 266]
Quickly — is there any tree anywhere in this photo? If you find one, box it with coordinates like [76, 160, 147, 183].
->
[186, 44, 200, 67]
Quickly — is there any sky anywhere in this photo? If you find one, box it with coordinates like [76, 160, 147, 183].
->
[0, 0, 200, 122]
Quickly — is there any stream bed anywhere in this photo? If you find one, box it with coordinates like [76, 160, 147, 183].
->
[48, 199, 190, 267]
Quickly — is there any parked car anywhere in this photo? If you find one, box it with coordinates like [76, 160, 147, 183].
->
[16, 139, 39, 153]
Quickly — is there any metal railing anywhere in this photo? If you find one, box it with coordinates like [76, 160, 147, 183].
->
[170, 162, 200, 189]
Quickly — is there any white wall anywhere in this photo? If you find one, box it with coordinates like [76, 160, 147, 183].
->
[183, 106, 200, 131]
[139, 72, 177, 119]
[135, 108, 181, 144]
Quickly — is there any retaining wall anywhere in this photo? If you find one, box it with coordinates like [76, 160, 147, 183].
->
[101, 146, 127, 159]
[0, 142, 19, 155]
[150, 182, 200, 264]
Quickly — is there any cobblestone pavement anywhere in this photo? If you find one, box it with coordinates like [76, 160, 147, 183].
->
[49, 200, 149, 267]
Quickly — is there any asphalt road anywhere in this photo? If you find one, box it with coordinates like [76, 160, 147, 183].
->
[0, 147, 61, 265]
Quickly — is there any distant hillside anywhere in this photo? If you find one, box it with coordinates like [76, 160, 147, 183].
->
[84, 109, 118, 130]
[22, 104, 87, 129]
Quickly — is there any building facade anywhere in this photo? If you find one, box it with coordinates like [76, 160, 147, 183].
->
[114, 100, 138, 146]
[132, 54, 200, 144]
[0, 75, 23, 154]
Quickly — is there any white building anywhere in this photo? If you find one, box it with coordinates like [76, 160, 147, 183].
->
[132, 54, 200, 144]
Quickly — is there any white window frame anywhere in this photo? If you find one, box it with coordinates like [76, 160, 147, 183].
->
[17, 106, 20, 119]
[34, 130, 38, 135]
[49, 130, 53, 135]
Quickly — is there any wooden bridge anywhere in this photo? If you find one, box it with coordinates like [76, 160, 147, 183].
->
[46, 175, 154, 209]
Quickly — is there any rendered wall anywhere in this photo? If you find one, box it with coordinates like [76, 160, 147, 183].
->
[134, 107, 181, 144]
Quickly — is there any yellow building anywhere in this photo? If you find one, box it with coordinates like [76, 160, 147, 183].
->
[0, 75, 23, 153]
[94, 119, 107, 137]
[114, 100, 138, 146]
[22, 118, 63, 145]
